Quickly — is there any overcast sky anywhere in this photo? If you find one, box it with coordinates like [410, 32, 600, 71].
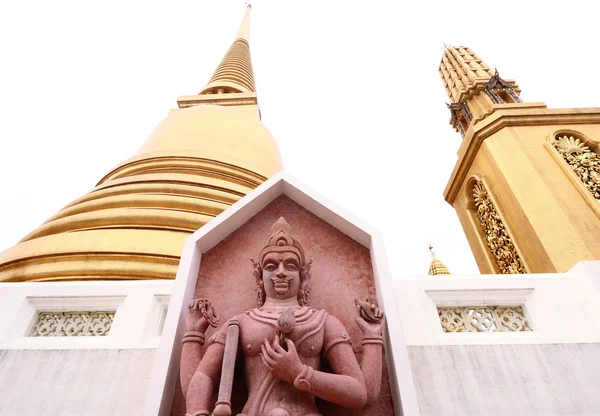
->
[0, 1, 598, 276]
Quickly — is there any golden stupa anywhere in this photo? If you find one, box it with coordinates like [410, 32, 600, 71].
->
[0, 6, 282, 282]
[428, 245, 451, 275]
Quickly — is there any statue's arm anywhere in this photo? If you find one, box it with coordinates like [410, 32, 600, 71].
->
[180, 334, 204, 397]
[309, 345, 367, 408]
[186, 341, 226, 414]
[356, 328, 383, 407]
[180, 298, 221, 396]
[179, 299, 226, 414]
[354, 304, 385, 408]
[313, 315, 368, 409]
[261, 314, 367, 408]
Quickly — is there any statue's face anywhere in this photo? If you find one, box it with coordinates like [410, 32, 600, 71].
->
[261, 251, 301, 300]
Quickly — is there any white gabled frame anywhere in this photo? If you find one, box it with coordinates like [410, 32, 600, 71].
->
[142, 171, 421, 416]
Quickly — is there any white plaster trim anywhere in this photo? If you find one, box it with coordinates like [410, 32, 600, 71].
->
[427, 288, 534, 307]
[143, 295, 171, 347]
[143, 171, 420, 416]
[371, 235, 421, 416]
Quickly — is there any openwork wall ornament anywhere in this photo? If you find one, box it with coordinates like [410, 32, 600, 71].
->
[438, 306, 531, 332]
[30, 311, 114, 337]
[553, 135, 600, 201]
[472, 181, 525, 274]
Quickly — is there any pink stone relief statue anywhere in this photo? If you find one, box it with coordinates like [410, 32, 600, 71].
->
[180, 217, 385, 416]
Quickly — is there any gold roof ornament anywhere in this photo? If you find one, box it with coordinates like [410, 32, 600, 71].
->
[428, 245, 451, 276]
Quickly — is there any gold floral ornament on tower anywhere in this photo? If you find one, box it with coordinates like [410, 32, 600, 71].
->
[472, 181, 525, 274]
[554, 135, 600, 201]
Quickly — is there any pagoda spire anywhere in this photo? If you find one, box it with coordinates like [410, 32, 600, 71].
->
[177, 5, 260, 118]
[439, 46, 522, 136]
[200, 5, 256, 95]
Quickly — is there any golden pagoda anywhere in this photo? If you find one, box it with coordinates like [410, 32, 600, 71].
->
[428, 245, 451, 275]
[0, 6, 283, 282]
[440, 46, 600, 274]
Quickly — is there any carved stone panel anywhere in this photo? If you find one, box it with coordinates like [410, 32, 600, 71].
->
[172, 195, 395, 416]
[472, 181, 525, 274]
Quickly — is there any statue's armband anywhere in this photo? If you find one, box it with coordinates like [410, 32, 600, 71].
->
[323, 316, 352, 359]
[207, 322, 228, 347]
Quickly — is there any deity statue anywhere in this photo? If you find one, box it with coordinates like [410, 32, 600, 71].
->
[180, 217, 385, 416]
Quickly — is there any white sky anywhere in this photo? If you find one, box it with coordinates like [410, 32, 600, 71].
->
[0, 1, 598, 276]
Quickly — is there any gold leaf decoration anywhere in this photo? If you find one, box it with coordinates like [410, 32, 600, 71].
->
[554, 135, 600, 201]
[472, 181, 525, 274]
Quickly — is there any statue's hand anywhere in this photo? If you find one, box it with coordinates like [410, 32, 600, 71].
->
[355, 301, 385, 336]
[260, 336, 303, 384]
[186, 298, 219, 333]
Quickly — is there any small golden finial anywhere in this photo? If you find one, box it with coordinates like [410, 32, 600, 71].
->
[428, 245, 451, 275]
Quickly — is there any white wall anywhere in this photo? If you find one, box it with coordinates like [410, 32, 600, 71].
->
[393, 261, 600, 346]
[394, 261, 600, 416]
[0, 348, 156, 416]
[0, 280, 174, 415]
[408, 343, 600, 416]
[0, 280, 173, 349]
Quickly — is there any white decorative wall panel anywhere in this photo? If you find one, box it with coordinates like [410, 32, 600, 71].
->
[438, 306, 531, 333]
[30, 311, 115, 337]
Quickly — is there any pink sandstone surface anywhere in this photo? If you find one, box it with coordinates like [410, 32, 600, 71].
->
[172, 195, 395, 415]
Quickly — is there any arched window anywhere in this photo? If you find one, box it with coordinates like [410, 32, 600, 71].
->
[471, 180, 525, 274]
[552, 134, 600, 201]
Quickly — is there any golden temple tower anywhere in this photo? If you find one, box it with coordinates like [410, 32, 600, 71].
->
[440, 46, 600, 274]
[0, 6, 282, 282]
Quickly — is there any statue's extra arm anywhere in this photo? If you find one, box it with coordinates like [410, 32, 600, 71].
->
[180, 335, 204, 397]
[180, 298, 222, 397]
[186, 341, 225, 413]
[309, 316, 368, 409]
[359, 335, 383, 407]
[311, 343, 367, 408]
[354, 301, 385, 408]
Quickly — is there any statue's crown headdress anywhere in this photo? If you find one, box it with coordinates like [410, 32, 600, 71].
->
[259, 217, 305, 265]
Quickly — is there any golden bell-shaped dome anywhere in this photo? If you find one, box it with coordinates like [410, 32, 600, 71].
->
[0, 104, 282, 282]
[127, 104, 281, 179]
[0, 6, 283, 283]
